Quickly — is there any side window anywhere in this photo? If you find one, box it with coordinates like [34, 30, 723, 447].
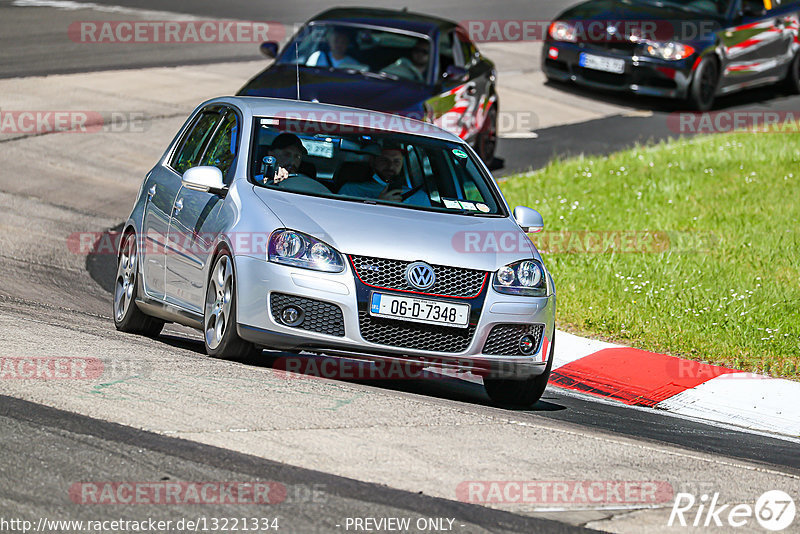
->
[171, 111, 222, 175]
[457, 34, 477, 67]
[438, 31, 457, 76]
[199, 110, 239, 183]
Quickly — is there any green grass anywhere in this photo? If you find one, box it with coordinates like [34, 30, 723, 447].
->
[499, 129, 800, 378]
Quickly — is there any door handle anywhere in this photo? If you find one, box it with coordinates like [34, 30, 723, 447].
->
[147, 185, 156, 201]
[174, 198, 183, 215]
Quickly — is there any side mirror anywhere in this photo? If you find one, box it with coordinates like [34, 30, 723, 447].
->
[182, 166, 225, 194]
[260, 41, 279, 58]
[513, 206, 544, 233]
[443, 65, 469, 82]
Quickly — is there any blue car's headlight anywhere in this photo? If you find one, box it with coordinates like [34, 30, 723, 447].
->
[493, 259, 548, 297]
[268, 229, 345, 273]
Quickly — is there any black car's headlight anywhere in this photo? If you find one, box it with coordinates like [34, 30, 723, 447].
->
[642, 41, 695, 61]
[268, 229, 345, 273]
[493, 260, 548, 297]
[549, 21, 578, 43]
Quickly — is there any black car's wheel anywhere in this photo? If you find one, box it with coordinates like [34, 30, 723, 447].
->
[484, 336, 554, 408]
[113, 231, 164, 337]
[204, 250, 256, 360]
[783, 51, 800, 94]
[686, 56, 719, 111]
[475, 105, 498, 164]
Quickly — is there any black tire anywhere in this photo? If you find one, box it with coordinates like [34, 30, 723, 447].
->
[475, 105, 498, 164]
[113, 232, 164, 337]
[686, 56, 719, 112]
[783, 51, 800, 94]
[484, 336, 554, 408]
[203, 250, 256, 360]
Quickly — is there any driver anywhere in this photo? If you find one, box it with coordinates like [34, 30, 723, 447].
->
[256, 133, 307, 184]
[306, 27, 367, 71]
[380, 39, 430, 82]
[339, 143, 430, 206]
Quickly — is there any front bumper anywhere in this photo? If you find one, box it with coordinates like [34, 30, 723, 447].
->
[234, 255, 556, 379]
[543, 40, 695, 99]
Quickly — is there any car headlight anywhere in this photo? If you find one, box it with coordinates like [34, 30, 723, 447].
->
[268, 229, 345, 273]
[493, 260, 548, 297]
[642, 41, 695, 61]
[549, 21, 578, 43]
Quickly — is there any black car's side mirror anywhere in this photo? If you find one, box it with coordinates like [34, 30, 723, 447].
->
[260, 41, 279, 58]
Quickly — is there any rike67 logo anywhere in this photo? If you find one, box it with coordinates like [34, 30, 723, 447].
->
[669, 490, 796, 531]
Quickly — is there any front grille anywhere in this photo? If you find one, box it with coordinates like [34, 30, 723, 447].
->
[270, 293, 345, 337]
[576, 67, 627, 86]
[580, 40, 638, 56]
[482, 324, 545, 356]
[350, 255, 486, 298]
[358, 312, 476, 353]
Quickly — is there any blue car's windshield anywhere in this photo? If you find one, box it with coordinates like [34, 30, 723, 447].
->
[276, 23, 433, 83]
[631, 0, 732, 15]
[249, 115, 504, 216]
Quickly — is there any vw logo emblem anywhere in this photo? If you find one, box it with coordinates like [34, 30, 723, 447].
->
[405, 262, 436, 291]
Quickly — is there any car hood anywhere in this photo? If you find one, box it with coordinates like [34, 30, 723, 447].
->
[237, 65, 430, 116]
[252, 186, 538, 272]
[558, 0, 723, 40]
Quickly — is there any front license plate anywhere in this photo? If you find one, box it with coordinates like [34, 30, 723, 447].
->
[370, 293, 470, 328]
[579, 53, 625, 74]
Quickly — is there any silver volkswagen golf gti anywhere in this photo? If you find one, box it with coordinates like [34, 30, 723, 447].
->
[114, 97, 556, 407]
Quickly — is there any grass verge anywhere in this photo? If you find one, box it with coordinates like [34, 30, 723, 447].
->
[500, 128, 800, 378]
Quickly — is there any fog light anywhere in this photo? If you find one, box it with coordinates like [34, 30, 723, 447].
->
[548, 47, 559, 59]
[281, 306, 304, 327]
[519, 335, 536, 354]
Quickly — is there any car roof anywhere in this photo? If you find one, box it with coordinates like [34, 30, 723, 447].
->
[213, 96, 463, 142]
[309, 7, 458, 36]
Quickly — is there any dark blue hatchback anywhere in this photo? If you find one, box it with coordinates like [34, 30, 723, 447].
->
[237, 8, 499, 162]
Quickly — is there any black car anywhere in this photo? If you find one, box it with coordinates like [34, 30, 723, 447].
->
[237, 8, 499, 162]
[543, 0, 800, 110]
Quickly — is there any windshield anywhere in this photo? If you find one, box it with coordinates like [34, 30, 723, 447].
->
[249, 117, 504, 216]
[276, 23, 432, 83]
[632, 0, 732, 15]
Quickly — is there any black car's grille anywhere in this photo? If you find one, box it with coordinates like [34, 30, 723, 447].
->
[576, 67, 627, 86]
[270, 293, 345, 337]
[580, 40, 638, 56]
[349, 255, 487, 298]
[358, 312, 476, 353]
[482, 324, 545, 356]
